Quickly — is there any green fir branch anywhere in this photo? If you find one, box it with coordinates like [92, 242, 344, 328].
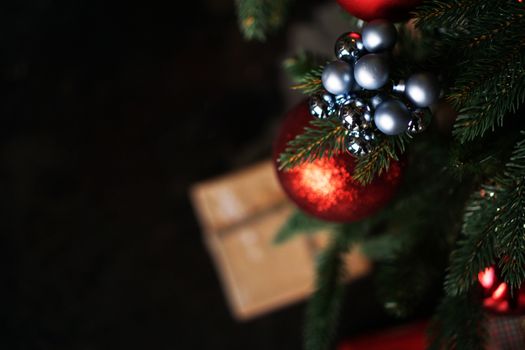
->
[283, 52, 324, 84]
[495, 186, 525, 290]
[414, 0, 478, 29]
[304, 227, 364, 350]
[353, 134, 409, 185]
[451, 49, 525, 143]
[235, 0, 293, 41]
[273, 209, 337, 245]
[428, 294, 486, 350]
[277, 118, 347, 171]
[445, 134, 525, 295]
[290, 65, 325, 95]
[444, 187, 499, 296]
[415, 0, 525, 143]
[493, 135, 525, 289]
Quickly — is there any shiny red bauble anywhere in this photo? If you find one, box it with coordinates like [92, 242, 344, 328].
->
[478, 267, 525, 314]
[273, 101, 403, 223]
[336, 0, 422, 22]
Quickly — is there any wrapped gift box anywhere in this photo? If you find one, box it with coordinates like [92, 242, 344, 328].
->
[190, 161, 371, 320]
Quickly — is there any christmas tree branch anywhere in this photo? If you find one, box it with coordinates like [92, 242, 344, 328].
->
[353, 134, 409, 185]
[493, 134, 525, 289]
[414, 0, 477, 28]
[428, 294, 486, 350]
[451, 48, 525, 143]
[444, 187, 499, 296]
[290, 65, 325, 95]
[283, 52, 325, 84]
[235, 0, 293, 41]
[304, 226, 365, 350]
[277, 118, 347, 171]
[273, 209, 338, 244]
[445, 133, 525, 295]
[415, 0, 525, 144]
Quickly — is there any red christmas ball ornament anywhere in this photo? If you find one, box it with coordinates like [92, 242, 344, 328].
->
[478, 266, 525, 314]
[273, 101, 403, 223]
[336, 0, 422, 22]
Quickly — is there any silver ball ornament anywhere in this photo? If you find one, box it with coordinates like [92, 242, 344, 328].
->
[322, 60, 354, 96]
[407, 108, 432, 134]
[405, 72, 440, 107]
[335, 32, 366, 63]
[374, 99, 411, 135]
[354, 54, 390, 90]
[334, 93, 353, 106]
[338, 99, 372, 132]
[346, 134, 375, 157]
[362, 19, 398, 53]
[309, 92, 336, 119]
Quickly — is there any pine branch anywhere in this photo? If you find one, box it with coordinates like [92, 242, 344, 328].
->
[273, 209, 338, 244]
[235, 0, 292, 41]
[445, 134, 525, 295]
[360, 234, 404, 261]
[283, 52, 324, 84]
[277, 118, 347, 171]
[444, 187, 499, 296]
[304, 227, 364, 350]
[495, 186, 525, 290]
[493, 134, 525, 289]
[290, 65, 325, 96]
[353, 134, 409, 185]
[414, 0, 478, 29]
[415, 0, 525, 143]
[370, 136, 470, 317]
[451, 49, 525, 143]
[414, 0, 516, 34]
[428, 294, 487, 350]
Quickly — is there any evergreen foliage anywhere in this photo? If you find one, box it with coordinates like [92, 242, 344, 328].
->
[277, 118, 347, 171]
[235, 0, 293, 40]
[274, 209, 338, 244]
[303, 232, 348, 350]
[415, 0, 525, 143]
[237, 0, 525, 349]
[289, 65, 325, 95]
[428, 294, 487, 350]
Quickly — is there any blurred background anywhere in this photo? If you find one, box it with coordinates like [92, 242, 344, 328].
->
[0, 0, 420, 348]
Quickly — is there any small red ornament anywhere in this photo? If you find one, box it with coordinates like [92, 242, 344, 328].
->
[273, 101, 403, 223]
[336, 0, 422, 22]
[478, 267, 525, 314]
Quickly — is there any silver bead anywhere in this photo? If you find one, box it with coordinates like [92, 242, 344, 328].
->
[322, 61, 354, 96]
[407, 108, 432, 134]
[309, 91, 336, 119]
[354, 54, 390, 90]
[370, 93, 388, 109]
[405, 72, 440, 107]
[346, 134, 375, 157]
[335, 32, 365, 63]
[374, 99, 411, 135]
[362, 19, 397, 53]
[349, 128, 377, 142]
[334, 93, 353, 106]
[338, 99, 372, 132]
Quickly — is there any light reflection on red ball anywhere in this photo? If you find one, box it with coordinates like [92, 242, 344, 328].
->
[273, 101, 403, 223]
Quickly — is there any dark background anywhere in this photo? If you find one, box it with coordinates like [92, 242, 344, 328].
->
[0, 1, 404, 348]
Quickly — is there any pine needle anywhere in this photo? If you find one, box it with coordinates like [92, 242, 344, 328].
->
[277, 118, 347, 171]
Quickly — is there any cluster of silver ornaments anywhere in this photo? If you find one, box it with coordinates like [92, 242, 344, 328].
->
[310, 19, 441, 157]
